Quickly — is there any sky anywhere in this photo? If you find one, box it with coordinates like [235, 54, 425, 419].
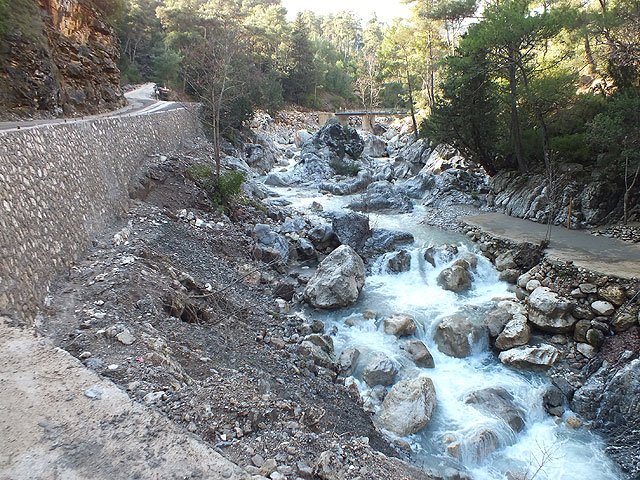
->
[281, 0, 411, 23]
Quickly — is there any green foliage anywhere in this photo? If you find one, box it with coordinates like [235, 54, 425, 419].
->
[0, 0, 42, 42]
[187, 164, 246, 209]
[0, 0, 8, 36]
[330, 158, 361, 176]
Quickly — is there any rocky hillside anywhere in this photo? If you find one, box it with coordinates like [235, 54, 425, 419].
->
[0, 0, 125, 120]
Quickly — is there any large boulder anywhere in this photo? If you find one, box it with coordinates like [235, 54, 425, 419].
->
[311, 119, 364, 159]
[377, 376, 437, 436]
[527, 287, 577, 333]
[572, 359, 640, 477]
[434, 313, 488, 358]
[319, 170, 372, 195]
[465, 387, 525, 433]
[362, 353, 398, 387]
[362, 229, 414, 257]
[347, 181, 413, 214]
[498, 344, 559, 370]
[303, 245, 365, 309]
[332, 212, 371, 251]
[437, 265, 472, 293]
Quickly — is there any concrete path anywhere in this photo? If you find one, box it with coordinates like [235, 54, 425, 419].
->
[463, 213, 640, 280]
[0, 318, 248, 480]
[0, 83, 187, 133]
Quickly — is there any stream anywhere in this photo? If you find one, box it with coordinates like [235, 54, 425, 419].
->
[265, 174, 624, 479]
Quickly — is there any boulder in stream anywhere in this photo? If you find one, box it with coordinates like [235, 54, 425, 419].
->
[494, 314, 531, 351]
[464, 387, 525, 433]
[434, 313, 488, 358]
[401, 340, 435, 368]
[386, 250, 411, 273]
[332, 212, 371, 251]
[498, 344, 559, 370]
[383, 314, 417, 337]
[377, 376, 437, 436]
[303, 245, 365, 309]
[437, 265, 472, 293]
[362, 353, 398, 387]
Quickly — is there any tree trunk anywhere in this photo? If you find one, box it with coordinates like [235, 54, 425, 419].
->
[508, 51, 527, 172]
[406, 67, 419, 140]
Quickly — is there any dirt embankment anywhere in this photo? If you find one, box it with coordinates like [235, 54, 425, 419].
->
[32, 146, 434, 480]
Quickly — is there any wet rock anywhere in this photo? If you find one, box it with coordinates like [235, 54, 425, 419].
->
[498, 344, 559, 370]
[495, 314, 531, 351]
[387, 250, 411, 273]
[304, 245, 365, 309]
[543, 385, 566, 417]
[338, 348, 360, 375]
[591, 300, 615, 316]
[362, 354, 398, 387]
[573, 305, 595, 320]
[437, 266, 472, 293]
[525, 279, 541, 292]
[484, 304, 514, 338]
[401, 340, 435, 368]
[362, 229, 414, 257]
[465, 387, 525, 432]
[527, 287, 577, 333]
[572, 359, 640, 477]
[434, 313, 488, 358]
[598, 285, 626, 306]
[467, 428, 500, 462]
[332, 212, 371, 251]
[378, 376, 437, 436]
[383, 314, 417, 337]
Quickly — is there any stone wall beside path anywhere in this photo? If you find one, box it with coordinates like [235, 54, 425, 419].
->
[0, 109, 201, 323]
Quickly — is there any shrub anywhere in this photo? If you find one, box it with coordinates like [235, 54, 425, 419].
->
[186, 164, 245, 210]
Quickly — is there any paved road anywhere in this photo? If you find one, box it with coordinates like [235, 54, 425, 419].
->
[0, 83, 188, 133]
[463, 212, 640, 280]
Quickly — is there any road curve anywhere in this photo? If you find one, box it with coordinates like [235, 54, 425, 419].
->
[0, 83, 190, 134]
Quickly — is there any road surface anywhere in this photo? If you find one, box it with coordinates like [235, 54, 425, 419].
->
[464, 212, 640, 280]
[0, 83, 188, 133]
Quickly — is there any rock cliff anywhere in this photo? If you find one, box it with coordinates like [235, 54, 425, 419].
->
[0, 0, 125, 120]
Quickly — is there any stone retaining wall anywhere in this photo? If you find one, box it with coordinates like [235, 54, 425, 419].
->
[0, 108, 201, 322]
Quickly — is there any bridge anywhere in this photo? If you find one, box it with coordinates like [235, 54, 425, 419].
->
[319, 110, 408, 132]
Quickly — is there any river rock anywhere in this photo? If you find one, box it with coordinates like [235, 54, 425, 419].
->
[319, 170, 372, 195]
[305, 334, 334, 354]
[264, 172, 290, 187]
[437, 265, 472, 293]
[435, 313, 488, 358]
[363, 135, 387, 157]
[387, 250, 411, 273]
[338, 348, 360, 375]
[591, 300, 615, 316]
[495, 314, 531, 351]
[401, 340, 435, 368]
[303, 245, 365, 309]
[484, 303, 515, 337]
[362, 229, 414, 257]
[362, 354, 398, 387]
[572, 359, 640, 477]
[384, 314, 417, 337]
[498, 344, 559, 370]
[312, 119, 364, 160]
[579, 283, 598, 294]
[543, 385, 566, 417]
[300, 341, 334, 368]
[494, 251, 517, 272]
[308, 224, 339, 251]
[294, 129, 312, 148]
[332, 212, 371, 251]
[395, 172, 436, 199]
[465, 387, 525, 433]
[347, 181, 413, 214]
[574, 319, 591, 342]
[253, 224, 291, 264]
[377, 376, 437, 436]
[499, 269, 520, 284]
[467, 429, 500, 462]
[296, 238, 317, 260]
[527, 287, 577, 333]
[586, 328, 605, 348]
[598, 285, 626, 306]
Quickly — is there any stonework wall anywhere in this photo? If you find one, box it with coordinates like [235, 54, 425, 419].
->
[0, 109, 201, 322]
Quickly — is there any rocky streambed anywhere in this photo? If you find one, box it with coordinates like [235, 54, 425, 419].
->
[42, 112, 638, 480]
